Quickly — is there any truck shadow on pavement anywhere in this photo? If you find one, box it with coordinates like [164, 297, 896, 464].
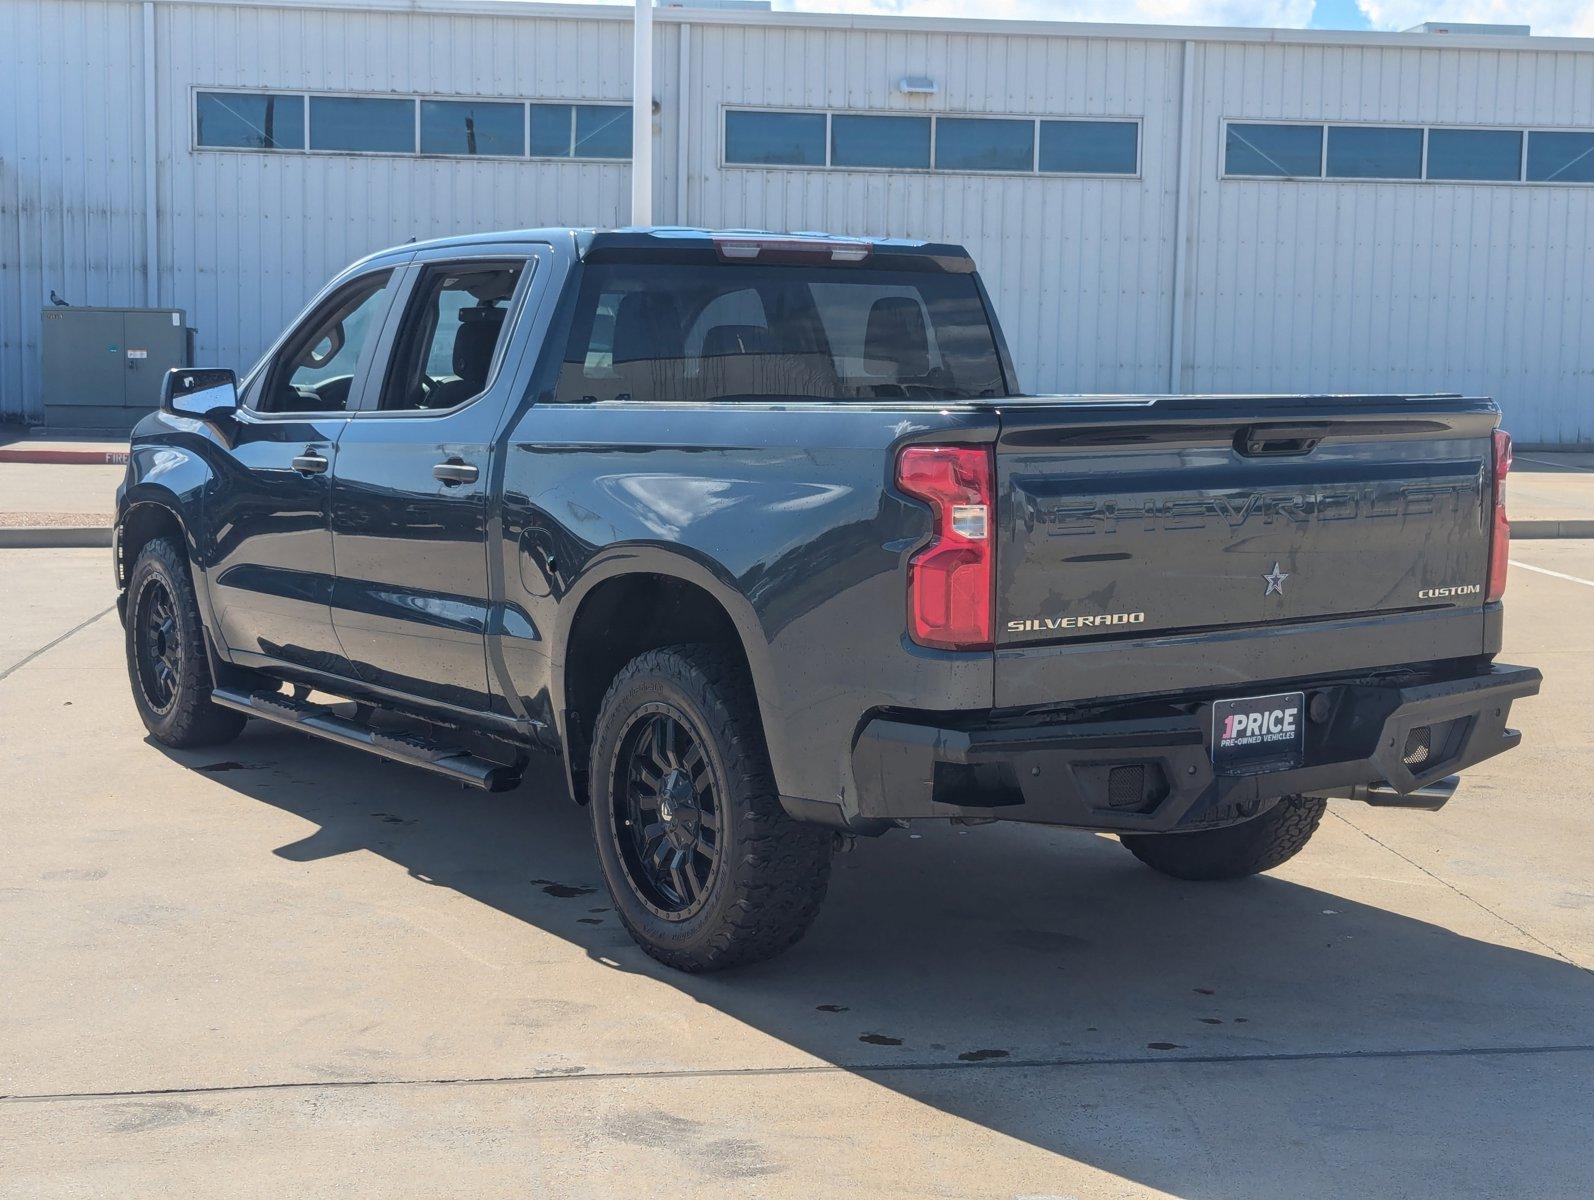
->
[156, 728, 1594, 1198]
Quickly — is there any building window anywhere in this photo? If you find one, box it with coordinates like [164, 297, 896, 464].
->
[831, 114, 931, 169]
[725, 110, 827, 166]
[1039, 120, 1138, 175]
[529, 105, 573, 156]
[309, 96, 415, 153]
[1326, 125, 1422, 179]
[1227, 120, 1594, 187]
[1426, 128, 1523, 181]
[935, 117, 1034, 172]
[420, 100, 524, 157]
[196, 91, 304, 150]
[574, 105, 632, 159]
[528, 103, 631, 158]
[1225, 123, 1323, 177]
[1526, 130, 1594, 183]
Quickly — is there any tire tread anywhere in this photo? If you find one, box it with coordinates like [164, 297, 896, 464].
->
[591, 643, 832, 972]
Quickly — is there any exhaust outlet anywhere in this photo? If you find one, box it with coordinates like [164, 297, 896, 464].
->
[1339, 775, 1459, 811]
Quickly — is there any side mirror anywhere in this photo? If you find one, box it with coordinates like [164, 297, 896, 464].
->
[161, 367, 238, 420]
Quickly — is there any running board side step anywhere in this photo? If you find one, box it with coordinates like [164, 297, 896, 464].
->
[210, 687, 521, 792]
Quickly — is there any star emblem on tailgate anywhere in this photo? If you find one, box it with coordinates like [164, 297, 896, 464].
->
[1263, 562, 1290, 596]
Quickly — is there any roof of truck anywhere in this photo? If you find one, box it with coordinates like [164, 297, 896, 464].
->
[382, 227, 976, 270]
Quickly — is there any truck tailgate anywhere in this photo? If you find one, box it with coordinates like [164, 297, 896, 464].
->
[994, 395, 1499, 708]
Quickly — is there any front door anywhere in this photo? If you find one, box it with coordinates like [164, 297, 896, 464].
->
[328, 251, 536, 712]
[208, 268, 401, 674]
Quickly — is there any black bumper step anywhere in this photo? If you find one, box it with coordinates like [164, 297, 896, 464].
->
[210, 687, 521, 792]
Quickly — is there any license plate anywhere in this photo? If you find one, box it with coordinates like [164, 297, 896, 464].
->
[1211, 691, 1305, 775]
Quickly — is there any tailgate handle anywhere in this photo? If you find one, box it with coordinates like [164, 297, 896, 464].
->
[1236, 424, 1328, 457]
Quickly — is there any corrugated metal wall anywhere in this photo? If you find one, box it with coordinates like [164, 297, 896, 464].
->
[1183, 40, 1594, 443]
[2, 0, 1591, 442]
[0, 0, 148, 420]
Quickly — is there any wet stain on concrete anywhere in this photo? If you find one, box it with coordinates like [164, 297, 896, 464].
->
[1194, 987, 1216, 995]
[371, 813, 416, 825]
[106, 1101, 209, 1134]
[1147, 1042, 1185, 1051]
[1199, 1018, 1223, 1024]
[532, 879, 597, 898]
[957, 1048, 1011, 1062]
[197, 761, 257, 773]
[605, 1109, 781, 1179]
[859, 1033, 903, 1046]
[816, 1004, 848, 1013]
[577, 917, 603, 925]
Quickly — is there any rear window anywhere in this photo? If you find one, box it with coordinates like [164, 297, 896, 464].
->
[554, 262, 1007, 404]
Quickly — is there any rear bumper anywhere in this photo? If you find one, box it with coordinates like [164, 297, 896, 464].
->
[848, 662, 1541, 833]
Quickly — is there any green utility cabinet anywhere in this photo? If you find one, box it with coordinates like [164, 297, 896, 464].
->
[40, 306, 193, 430]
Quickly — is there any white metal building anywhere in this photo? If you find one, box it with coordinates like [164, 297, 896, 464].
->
[3, 0, 1593, 441]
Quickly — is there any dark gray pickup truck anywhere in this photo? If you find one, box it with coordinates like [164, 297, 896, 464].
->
[116, 227, 1539, 970]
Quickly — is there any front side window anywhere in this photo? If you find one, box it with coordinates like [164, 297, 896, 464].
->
[554, 262, 1006, 404]
[259, 272, 394, 413]
[378, 262, 524, 411]
[309, 96, 415, 153]
[197, 91, 304, 150]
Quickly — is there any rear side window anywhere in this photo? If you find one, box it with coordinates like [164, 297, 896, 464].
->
[379, 262, 524, 411]
[554, 262, 1006, 404]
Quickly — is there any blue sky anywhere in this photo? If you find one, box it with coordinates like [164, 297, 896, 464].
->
[1309, 0, 1372, 28]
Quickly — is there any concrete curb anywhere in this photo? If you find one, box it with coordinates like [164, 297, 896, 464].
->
[0, 527, 113, 548]
[1513, 519, 1594, 539]
[0, 447, 129, 465]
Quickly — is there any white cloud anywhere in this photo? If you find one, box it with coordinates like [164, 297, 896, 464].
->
[1357, 0, 1594, 36]
[775, 0, 1594, 36]
[782, 0, 1318, 27]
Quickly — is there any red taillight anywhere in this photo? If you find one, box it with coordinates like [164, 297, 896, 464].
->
[896, 445, 994, 650]
[1486, 428, 1512, 602]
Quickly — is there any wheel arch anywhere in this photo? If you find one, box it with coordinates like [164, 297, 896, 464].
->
[555, 552, 774, 805]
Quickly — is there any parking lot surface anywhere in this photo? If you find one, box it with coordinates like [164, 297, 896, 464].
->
[3, 544, 1591, 1198]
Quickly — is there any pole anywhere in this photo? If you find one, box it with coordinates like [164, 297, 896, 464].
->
[631, 0, 653, 226]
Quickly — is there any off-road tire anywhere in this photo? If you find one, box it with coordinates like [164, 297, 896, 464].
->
[588, 643, 832, 972]
[125, 535, 247, 749]
[1120, 794, 1328, 881]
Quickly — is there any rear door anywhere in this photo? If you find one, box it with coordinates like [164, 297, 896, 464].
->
[328, 245, 540, 712]
[993, 395, 1498, 706]
[210, 267, 401, 673]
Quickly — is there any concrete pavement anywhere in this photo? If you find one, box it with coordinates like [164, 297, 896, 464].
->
[1, 545, 1591, 1197]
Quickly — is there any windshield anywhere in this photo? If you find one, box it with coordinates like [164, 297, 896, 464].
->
[554, 262, 1007, 404]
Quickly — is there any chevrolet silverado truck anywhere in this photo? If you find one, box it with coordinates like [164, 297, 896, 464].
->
[116, 227, 1540, 971]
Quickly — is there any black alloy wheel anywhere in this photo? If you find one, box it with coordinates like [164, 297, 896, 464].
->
[133, 575, 182, 715]
[611, 707, 722, 920]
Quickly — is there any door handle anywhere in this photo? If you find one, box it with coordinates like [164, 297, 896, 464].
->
[291, 452, 329, 475]
[433, 459, 479, 486]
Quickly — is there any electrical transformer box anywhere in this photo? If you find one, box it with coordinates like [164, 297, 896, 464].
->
[40, 306, 193, 430]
